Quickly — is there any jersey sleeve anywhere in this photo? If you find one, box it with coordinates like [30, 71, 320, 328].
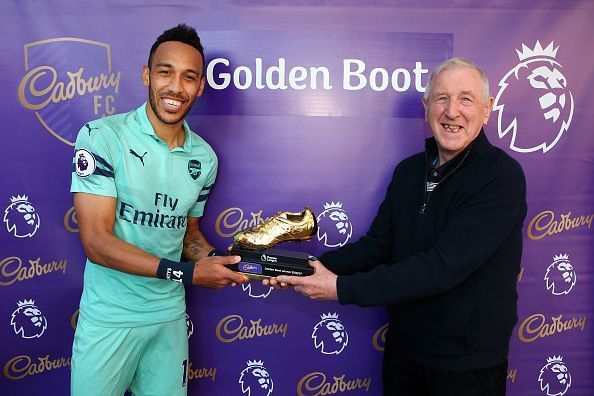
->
[70, 122, 118, 198]
[188, 152, 218, 218]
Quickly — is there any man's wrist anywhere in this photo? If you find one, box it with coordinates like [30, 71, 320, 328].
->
[156, 259, 194, 285]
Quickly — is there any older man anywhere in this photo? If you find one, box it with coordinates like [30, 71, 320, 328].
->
[276, 58, 527, 395]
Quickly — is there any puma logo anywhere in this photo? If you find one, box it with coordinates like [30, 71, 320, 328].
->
[129, 149, 148, 166]
[84, 123, 99, 135]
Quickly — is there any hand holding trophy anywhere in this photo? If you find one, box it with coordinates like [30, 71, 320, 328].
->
[226, 207, 317, 280]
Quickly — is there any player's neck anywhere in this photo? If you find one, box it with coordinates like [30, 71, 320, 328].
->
[146, 109, 186, 150]
[155, 124, 186, 150]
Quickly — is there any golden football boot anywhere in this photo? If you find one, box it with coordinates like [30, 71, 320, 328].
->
[234, 207, 317, 250]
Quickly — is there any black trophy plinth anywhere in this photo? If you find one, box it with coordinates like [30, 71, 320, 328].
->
[226, 244, 314, 280]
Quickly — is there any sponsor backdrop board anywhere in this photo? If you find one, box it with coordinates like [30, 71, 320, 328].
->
[1, 1, 592, 395]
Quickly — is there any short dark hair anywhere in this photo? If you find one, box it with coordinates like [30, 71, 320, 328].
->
[148, 23, 205, 73]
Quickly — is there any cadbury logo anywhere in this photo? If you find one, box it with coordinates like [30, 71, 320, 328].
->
[527, 210, 593, 240]
[518, 313, 586, 343]
[239, 263, 262, 274]
[215, 207, 268, 238]
[4, 354, 71, 380]
[297, 372, 371, 396]
[372, 323, 388, 351]
[0, 256, 67, 287]
[187, 362, 217, 382]
[507, 368, 518, 383]
[71, 309, 79, 330]
[18, 66, 120, 111]
[215, 314, 287, 343]
[64, 206, 78, 233]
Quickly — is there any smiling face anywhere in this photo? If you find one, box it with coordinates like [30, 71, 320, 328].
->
[423, 66, 494, 164]
[143, 41, 205, 129]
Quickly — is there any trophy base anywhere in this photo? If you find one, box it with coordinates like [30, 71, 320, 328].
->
[227, 244, 314, 280]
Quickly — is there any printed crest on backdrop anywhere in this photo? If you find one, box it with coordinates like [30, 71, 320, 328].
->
[18, 38, 121, 146]
[538, 355, 571, 396]
[239, 359, 273, 396]
[11, 299, 47, 339]
[312, 312, 349, 355]
[3, 195, 40, 238]
[494, 41, 573, 153]
[241, 282, 273, 299]
[545, 254, 576, 295]
[186, 313, 194, 339]
[317, 202, 353, 248]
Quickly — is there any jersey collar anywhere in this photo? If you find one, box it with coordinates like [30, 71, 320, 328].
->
[135, 102, 194, 152]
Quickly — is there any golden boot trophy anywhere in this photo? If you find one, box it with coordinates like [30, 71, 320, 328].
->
[233, 207, 317, 250]
[228, 207, 318, 280]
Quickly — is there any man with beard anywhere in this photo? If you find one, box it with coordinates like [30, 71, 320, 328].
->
[273, 58, 526, 395]
[70, 24, 248, 396]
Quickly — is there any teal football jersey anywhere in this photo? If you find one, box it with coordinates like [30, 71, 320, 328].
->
[71, 103, 217, 326]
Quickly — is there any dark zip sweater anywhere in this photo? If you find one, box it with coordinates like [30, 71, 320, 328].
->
[320, 130, 527, 370]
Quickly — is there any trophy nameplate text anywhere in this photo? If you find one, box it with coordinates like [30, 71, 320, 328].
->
[227, 244, 314, 280]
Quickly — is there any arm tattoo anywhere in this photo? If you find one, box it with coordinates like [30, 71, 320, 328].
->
[183, 233, 208, 261]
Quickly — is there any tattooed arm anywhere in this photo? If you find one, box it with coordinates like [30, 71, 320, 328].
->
[182, 216, 249, 287]
[182, 217, 215, 261]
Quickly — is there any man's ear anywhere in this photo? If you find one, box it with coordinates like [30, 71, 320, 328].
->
[142, 65, 150, 87]
[483, 96, 494, 124]
[196, 76, 206, 98]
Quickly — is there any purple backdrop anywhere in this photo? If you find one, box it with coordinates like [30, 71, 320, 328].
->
[1, 1, 592, 395]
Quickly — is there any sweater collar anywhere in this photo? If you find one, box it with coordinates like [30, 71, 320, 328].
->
[425, 128, 492, 166]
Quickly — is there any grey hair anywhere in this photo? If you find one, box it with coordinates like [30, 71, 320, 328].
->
[423, 57, 490, 102]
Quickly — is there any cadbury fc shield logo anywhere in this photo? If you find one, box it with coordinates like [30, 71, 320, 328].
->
[18, 38, 121, 146]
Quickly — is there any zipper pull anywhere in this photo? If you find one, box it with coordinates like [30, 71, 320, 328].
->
[419, 203, 426, 215]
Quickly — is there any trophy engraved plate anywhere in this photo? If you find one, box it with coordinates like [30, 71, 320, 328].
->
[227, 246, 314, 280]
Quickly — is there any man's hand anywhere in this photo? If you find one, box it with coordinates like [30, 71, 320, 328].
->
[274, 259, 338, 301]
[193, 255, 249, 289]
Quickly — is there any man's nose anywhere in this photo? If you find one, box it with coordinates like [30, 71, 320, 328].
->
[445, 100, 460, 118]
[168, 75, 183, 93]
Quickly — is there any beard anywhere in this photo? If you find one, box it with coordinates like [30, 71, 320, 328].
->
[147, 81, 196, 125]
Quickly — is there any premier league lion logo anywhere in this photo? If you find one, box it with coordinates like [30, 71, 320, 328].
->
[312, 312, 349, 355]
[3, 195, 40, 238]
[494, 41, 573, 153]
[241, 282, 273, 299]
[77, 152, 88, 171]
[11, 299, 47, 339]
[538, 356, 571, 396]
[317, 202, 353, 248]
[239, 359, 273, 396]
[185, 313, 194, 339]
[544, 254, 576, 295]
